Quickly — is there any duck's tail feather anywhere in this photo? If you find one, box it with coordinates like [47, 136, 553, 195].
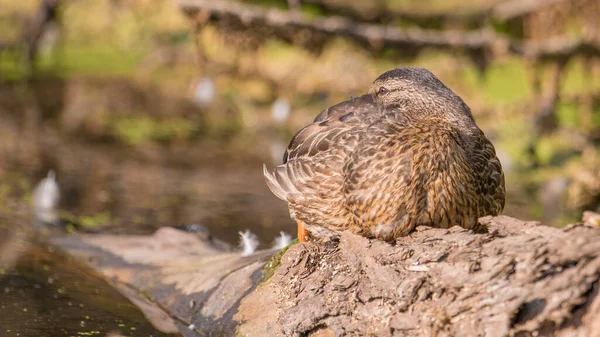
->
[263, 164, 289, 201]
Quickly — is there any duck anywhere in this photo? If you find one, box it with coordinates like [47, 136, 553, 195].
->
[264, 67, 505, 242]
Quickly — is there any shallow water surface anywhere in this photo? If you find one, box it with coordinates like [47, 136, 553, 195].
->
[0, 78, 295, 246]
[0, 226, 180, 337]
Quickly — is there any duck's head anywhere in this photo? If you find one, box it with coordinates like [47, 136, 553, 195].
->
[368, 67, 475, 124]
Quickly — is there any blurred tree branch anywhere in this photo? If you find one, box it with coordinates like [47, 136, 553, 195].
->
[178, 0, 600, 63]
[493, 0, 567, 20]
[277, 0, 568, 26]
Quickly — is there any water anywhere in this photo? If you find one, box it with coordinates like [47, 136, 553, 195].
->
[0, 77, 294, 247]
[0, 226, 180, 337]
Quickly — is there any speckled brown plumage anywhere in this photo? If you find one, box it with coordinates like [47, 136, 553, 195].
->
[264, 67, 505, 242]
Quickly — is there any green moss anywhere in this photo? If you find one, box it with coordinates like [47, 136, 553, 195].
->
[61, 211, 113, 229]
[111, 117, 156, 145]
[253, 0, 287, 10]
[79, 212, 112, 229]
[261, 239, 298, 281]
[36, 45, 142, 77]
[0, 53, 29, 81]
[110, 116, 195, 145]
[301, 4, 326, 18]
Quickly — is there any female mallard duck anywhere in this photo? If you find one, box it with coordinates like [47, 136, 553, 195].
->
[264, 67, 505, 242]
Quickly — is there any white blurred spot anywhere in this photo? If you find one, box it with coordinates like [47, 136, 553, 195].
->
[193, 77, 216, 106]
[238, 230, 259, 256]
[39, 22, 60, 55]
[271, 98, 291, 123]
[495, 149, 513, 173]
[272, 231, 292, 250]
[33, 170, 60, 223]
[188, 324, 196, 330]
[269, 140, 287, 164]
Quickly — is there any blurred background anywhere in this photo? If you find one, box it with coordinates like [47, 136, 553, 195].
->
[1, 0, 599, 335]
[1, 0, 600, 241]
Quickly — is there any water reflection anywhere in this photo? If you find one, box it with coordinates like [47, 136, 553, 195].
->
[0, 77, 294, 247]
[0, 227, 179, 337]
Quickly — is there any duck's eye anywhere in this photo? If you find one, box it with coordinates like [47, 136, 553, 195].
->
[377, 86, 388, 95]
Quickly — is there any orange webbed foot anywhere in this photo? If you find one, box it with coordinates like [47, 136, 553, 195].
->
[297, 220, 310, 242]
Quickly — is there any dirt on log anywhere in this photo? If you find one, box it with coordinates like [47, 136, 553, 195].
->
[52, 215, 600, 337]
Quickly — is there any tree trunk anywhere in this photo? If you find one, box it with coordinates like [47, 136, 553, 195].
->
[52, 215, 600, 336]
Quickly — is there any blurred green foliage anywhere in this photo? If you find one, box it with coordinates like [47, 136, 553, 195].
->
[110, 116, 196, 145]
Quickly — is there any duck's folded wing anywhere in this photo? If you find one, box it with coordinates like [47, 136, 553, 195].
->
[282, 94, 375, 160]
[467, 130, 506, 214]
[265, 94, 377, 201]
[263, 94, 378, 228]
[264, 128, 357, 230]
[264, 125, 352, 202]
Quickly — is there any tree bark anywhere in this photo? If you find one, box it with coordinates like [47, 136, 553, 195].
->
[51, 215, 600, 336]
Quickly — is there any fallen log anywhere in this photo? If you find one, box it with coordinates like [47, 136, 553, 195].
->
[49, 215, 600, 336]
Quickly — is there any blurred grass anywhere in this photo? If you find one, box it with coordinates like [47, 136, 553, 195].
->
[37, 45, 143, 77]
[110, 116, 196, 145]
[462, 59, 532, 104]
